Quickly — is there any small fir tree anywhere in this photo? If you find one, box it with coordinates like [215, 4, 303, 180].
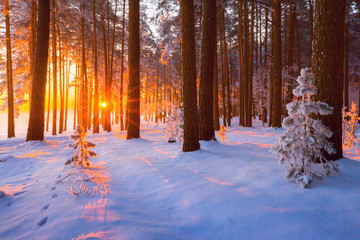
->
[217, 125, 228, 142]
[343, 101, 360, 150]
[271, 68, 338, 188]
[175, 103, 184, 143]
[165, 103, 184, 144]
[66, 126, 97, 167]
[167, 105, 177, 143]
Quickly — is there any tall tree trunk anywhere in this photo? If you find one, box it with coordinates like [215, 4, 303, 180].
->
[263, 9, 269, 124]
[269, 13, 274, 127]
[199, 0, 216, 140]
[51, 0, 57, 135]
[295, 11, 301, 73]
[344, 21, 349, 109]
[29, 0, 37, 102]
[246, 0, 254, 127]
[108, 0, 118, 130]
[88, 57, 93, 130]
[93, 0, 100, 133]
[180, 0, 200, 152]
[308, 0, 314, 65]
[312, 0, 345, 160]
[213, 47, 220, 131]
[46, 62, 51, 131]
[287, 0, 295, 67]
[73, 64, 78, 129]
[119, 0, 126, 131]
[58, 25, 64, 134]
[126, 0, 140, 139]
[110, 0, 118, 94]
[238, 0, 245, 126]
[102, 14, 109, 131]
[219, 7, 226, 127]
[155, 65, 159, 125]
[285, 0, 295, 106]
[163, 64, 167, 123]
[271, 0, 282, 128]
[81, 5, 88, 131]
[220, 9, 231, 126]
[65, 54, 69, 131]
[26, 0, 51, 141]
[243, 1, 250, 126]
[4, 0, 15, 138]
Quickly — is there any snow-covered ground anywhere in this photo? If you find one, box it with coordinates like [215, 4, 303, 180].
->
[0, 119, 360, 240]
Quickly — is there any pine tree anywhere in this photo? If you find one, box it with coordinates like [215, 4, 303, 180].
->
[312, 0, 345, 160]
[199, 0, 216, 141]
[271, 68, 338, 188]
[51, 0, 57, 136]
[26, 0, 51, 141]
[180, 0, 200, 152]
[66, 126, 97, 167]
[93, 0, 100, 134]
[126, 0, 140, 139]
[119, 0, 126, 131]
[271, 0, 283, 128]
[4, 0, 15, 138]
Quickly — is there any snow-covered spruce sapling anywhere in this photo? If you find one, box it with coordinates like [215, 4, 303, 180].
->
[167, 105, 177, 143]
[217, 125, 228, 142]
[66, 126, 97, 167]
[271, 68, 338, 188]
[168, 103, 184, 144]
[343, 101, 360, 151]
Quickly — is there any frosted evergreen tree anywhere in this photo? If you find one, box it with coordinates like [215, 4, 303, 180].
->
[343, 101, 360, 151]
[167, 105, 178, 143]
[165, 103, 184, 144]
[271, 68, 338, 188]
[66, 126, 97, 167]
[175, 103, 184, 144]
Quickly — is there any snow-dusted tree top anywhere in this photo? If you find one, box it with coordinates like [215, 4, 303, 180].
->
[271, 68, 338, 188]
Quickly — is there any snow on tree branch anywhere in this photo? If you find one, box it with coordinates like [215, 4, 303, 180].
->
[271, 68, 339, 188]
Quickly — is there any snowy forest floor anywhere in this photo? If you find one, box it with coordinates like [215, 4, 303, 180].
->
[0, 119, 360, 240]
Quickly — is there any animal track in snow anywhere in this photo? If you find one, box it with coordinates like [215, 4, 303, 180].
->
[42, 204, 50, 210]
[37, 216, 48, 227]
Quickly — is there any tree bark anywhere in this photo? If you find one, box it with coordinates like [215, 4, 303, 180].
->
[120, 0, 126, 131]
[180, 0, 200, 152]
[312, 0, 345, 160]
[93, 0, 100, 133]
[238, 0, 245, 126]
[29, 0, 37, 103]
[199, 0, 216, 141]
[51, 0, 57, 135]
[213, 47, 220, 131]
[4, 0, 15, 138]
[308, 0, 314, 65]
[271, 0, 282, 128]
[126, 0, 140, 139]
[81, 5, 88, 131]
[46, 63, 51, 131]
[58, 25, 64, 134]
[26, 0, 51, 141]
[344, 21, 349, 109]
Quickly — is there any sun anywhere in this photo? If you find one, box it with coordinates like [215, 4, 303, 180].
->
[101, 102, 107, 108]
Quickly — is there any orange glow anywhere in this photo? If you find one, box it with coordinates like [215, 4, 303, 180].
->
[82, 199, 120, 223]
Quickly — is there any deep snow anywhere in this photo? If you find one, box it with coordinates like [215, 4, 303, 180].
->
[0, 119, 360, 240]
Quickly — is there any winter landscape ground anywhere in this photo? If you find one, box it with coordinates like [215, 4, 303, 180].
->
[1, 118, 359, 240]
